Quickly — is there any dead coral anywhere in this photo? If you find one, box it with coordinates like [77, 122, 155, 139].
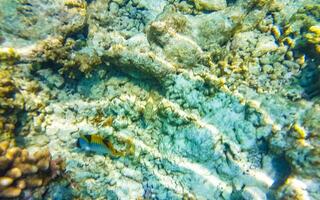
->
[33, 36, 73, 65]
[32, 37, 101, 78]
[190, 0, 227, 11]
[0, 141, 64, 198]
[106, 43, 176, 81]
[60, 0, 87, 37]
[303, 104, 320, 134]
[0, 0, 87, 48]
[61, 51, 102, 78]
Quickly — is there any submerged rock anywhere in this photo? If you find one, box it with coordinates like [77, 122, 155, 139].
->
[0, 0, 319, 199]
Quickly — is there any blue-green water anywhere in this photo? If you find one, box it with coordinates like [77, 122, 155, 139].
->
[0, 0, 319, 199]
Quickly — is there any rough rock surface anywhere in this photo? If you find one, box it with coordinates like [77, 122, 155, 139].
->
[0, 0, 319, 199]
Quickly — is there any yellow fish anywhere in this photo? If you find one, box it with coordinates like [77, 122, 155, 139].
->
[76, 134, 134, 157]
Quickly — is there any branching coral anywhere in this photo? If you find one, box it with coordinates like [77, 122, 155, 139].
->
[0, 141, 64, 198]
[106, 42, 176, 81]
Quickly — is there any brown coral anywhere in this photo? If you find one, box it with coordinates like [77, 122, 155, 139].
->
[0, 48, 20, 65]
[0, 141, 64, 198]
[31, 36, 101, 79]
[0, 68, 24, 141]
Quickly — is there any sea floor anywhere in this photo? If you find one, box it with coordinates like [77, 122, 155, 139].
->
[0, 0, 319, 199]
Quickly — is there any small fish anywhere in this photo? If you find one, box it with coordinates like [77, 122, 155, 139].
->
[76, 134, 134, 157]
[76, 134, 113, 155]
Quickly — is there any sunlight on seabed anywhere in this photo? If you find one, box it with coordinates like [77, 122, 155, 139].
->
[132, 138, 230, 197]
[291, 178, 310, 200]
[157, 98, 275, 188]
[47, 85, 307, 198]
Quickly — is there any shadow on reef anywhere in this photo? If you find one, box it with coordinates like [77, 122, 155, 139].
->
[299, 60, 320, 99]
[66, 24, 89, 49]
[265, 154, 292, 200]
[42, 180, 73, 200]
[74, 65, 165, 99]
[292, 25, 320, 100]
[270, 155, 292, 188]
[226, 0, 237, 6]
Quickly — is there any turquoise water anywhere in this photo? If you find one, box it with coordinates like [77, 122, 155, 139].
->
[0, 0, 319, 199]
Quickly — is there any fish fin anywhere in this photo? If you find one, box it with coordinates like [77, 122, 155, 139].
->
[90, 135, 103, 144]
[90, 135, 110, 151]
[104, 140, 123, 156]
[79, 133, 90, 143]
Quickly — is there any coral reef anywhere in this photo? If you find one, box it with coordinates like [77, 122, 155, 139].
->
[0, 0, 319, 199]
[32, 37, 102, 78]
[302, 65, 320, 99]
[305, 25, 320, 54]
[0, 48, 20, 65]
[0, 67, 24, 141]
[0, 141, 64, 198]
[0, 0, 87, 48]
[190, 0, 227, 11]
[0, 62, 56, 142]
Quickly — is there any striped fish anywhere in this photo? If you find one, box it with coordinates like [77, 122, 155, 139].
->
[76, 134, 134, 157]
[76, 134, 113, 155]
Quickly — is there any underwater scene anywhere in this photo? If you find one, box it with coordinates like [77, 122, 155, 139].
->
[0, 0, 319, 199]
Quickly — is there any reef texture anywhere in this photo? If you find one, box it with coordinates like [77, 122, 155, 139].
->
[0, 0, 320, 199]
[0, 67, 22, 141]
[0, 141, 64, 198]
